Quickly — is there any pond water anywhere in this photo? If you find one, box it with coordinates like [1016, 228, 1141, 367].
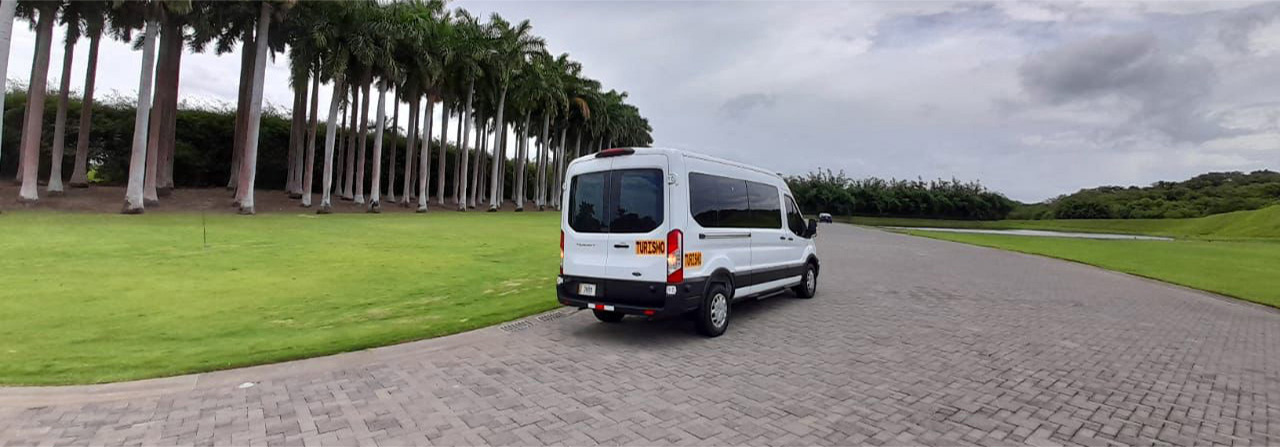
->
[889, 227, 1174, 241]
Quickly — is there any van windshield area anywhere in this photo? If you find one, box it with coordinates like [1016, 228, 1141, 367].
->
[569, 169, 664, 234]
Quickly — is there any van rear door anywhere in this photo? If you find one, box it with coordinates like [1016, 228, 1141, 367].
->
[564, 159, 613, 280]
[604, 153, 670, 283]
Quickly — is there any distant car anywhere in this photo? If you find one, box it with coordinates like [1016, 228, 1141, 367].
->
[818, 213, 833, 223]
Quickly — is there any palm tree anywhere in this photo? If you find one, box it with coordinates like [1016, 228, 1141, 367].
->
[446, 10, 488, 212]
[301, 64, 319, 207]
[67, 4, 107, 188]
[316, 0, 390, 213]
[46, 1, 93, 195]
[122, 8, 160, 213]
[483, 14, 543, 211]
[367, 78, 387, 212]
[233, 1, 287, 215]
[0, 0, 16, 195]
[15, 1, 58, 203]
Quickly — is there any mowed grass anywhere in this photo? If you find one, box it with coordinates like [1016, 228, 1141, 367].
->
[0, 211, 561, 385]
[846, 205, 1280, 240]
[901, 231, 1280, 308]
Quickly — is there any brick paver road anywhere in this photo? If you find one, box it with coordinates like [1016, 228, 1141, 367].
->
[3, 224, 1278, 446]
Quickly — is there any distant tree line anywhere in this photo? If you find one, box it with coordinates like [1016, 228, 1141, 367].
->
[786, 170, 1017, 220]
[2, 90, 527, 196]
[1031, 170, 1280, 219]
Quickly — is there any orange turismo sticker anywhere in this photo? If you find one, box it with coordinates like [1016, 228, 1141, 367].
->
[635, 240, 666, 255]
[684, 252, 702, 268]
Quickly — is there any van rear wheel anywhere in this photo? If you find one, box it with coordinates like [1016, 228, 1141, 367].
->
[695, 283, 731, 337]
[792, 264, 817, 298]
[593, 309, 625, 323]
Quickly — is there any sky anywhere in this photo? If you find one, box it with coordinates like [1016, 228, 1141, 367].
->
[7, 1, 1280, 202]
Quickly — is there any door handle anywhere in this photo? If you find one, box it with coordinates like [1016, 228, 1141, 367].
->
[779, 236, 786, 240]
[613, 243, 630, 249]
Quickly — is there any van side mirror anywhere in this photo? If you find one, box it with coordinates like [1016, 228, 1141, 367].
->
[805, 219, 818, 238]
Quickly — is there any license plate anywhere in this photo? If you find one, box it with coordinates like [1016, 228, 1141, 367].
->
[578, 283, 597, 297]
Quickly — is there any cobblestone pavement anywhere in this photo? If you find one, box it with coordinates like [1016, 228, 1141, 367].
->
[2, 224, 1278, 446]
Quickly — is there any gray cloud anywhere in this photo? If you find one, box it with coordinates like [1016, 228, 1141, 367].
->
[720, 93, 776, 121]
[1019, 32, 1226, 143]
[1218, 3, 1280, 53]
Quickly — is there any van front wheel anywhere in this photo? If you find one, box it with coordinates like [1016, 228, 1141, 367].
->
[695, 283, 731, 337]
[593, 309, 625, 323]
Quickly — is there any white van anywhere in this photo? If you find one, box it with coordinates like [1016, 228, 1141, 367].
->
[557, 147, 820, 337]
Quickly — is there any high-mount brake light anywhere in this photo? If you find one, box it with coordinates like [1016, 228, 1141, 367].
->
[666, 229, 683, 284]
[595, 148, 635, 158]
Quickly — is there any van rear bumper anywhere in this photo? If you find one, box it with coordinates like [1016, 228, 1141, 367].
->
[557, 275, 707, 316]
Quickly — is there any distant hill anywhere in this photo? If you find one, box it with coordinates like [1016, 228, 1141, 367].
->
[1026, 170, 1280, 219]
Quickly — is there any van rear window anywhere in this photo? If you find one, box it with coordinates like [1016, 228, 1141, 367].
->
[569, 169, 664, 234]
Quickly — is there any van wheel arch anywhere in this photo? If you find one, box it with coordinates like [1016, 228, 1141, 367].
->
[806, 255, 820, 276]
[707, 268, 735, 298]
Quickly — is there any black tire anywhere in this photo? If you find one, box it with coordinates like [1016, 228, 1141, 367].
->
[695, 283, 732, 337]
[593, 309, 625, 323]
[792, 263, 817, 299]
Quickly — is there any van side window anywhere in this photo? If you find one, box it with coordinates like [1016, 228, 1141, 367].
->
[569, 169, 664, 234]
[690, 173, 751, 228]
[746, 182, 781, 229]
[785, 196, 807, 237]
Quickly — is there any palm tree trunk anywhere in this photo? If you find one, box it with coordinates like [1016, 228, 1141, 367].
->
[301, 68, 320, 207]
[468, 120, 483, 208]
[386, 87, 397, 202]
[47, 34, 75, 194]
[574, 128, 582, 159]
[286, 80, 303, 197]
[17, 7, 55, 203]
[235, 2, 272, 215]
[144, 21, 177, 205]
[416, 97, 434, 212]
[554, 127, 567, 209]
[68, 32, 99, 188]
[157, 29, 182, 196]
[334, 104, 346, 195]
[318, 77, 344, 213]
[368, 79, 386, 212]
[228, 33, 253, 190]
[401, 94, 419, 206]
[496, 123, 506, 207]
[457, 80, 475, 211]
[436, 103, 448, 205]
[122, 19, 159, 214]
[535, 114, 550, 210]
[486, 88, 507, 211]
[342, 84, 358, 200]
[0, 0, 16, 187]
[514, 115, 529, 210]
[354, 81, 371, 204]
[453, 108, 463, 204]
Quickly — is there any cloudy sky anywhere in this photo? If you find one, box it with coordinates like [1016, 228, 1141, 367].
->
[8, 1, 1280, 202]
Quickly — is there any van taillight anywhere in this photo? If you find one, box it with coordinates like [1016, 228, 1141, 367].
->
[560, 230, 565, 275]
[666, 229, 683, 284]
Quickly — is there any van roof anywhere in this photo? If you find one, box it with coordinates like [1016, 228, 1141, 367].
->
[576, 147, 783, 180]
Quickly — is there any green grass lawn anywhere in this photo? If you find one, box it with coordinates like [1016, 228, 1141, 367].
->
[0, 211, 561, 385]
[846, 205, 1280, 240]
[901, 231, 1280, 309]
[848, 206, 1280, 308]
